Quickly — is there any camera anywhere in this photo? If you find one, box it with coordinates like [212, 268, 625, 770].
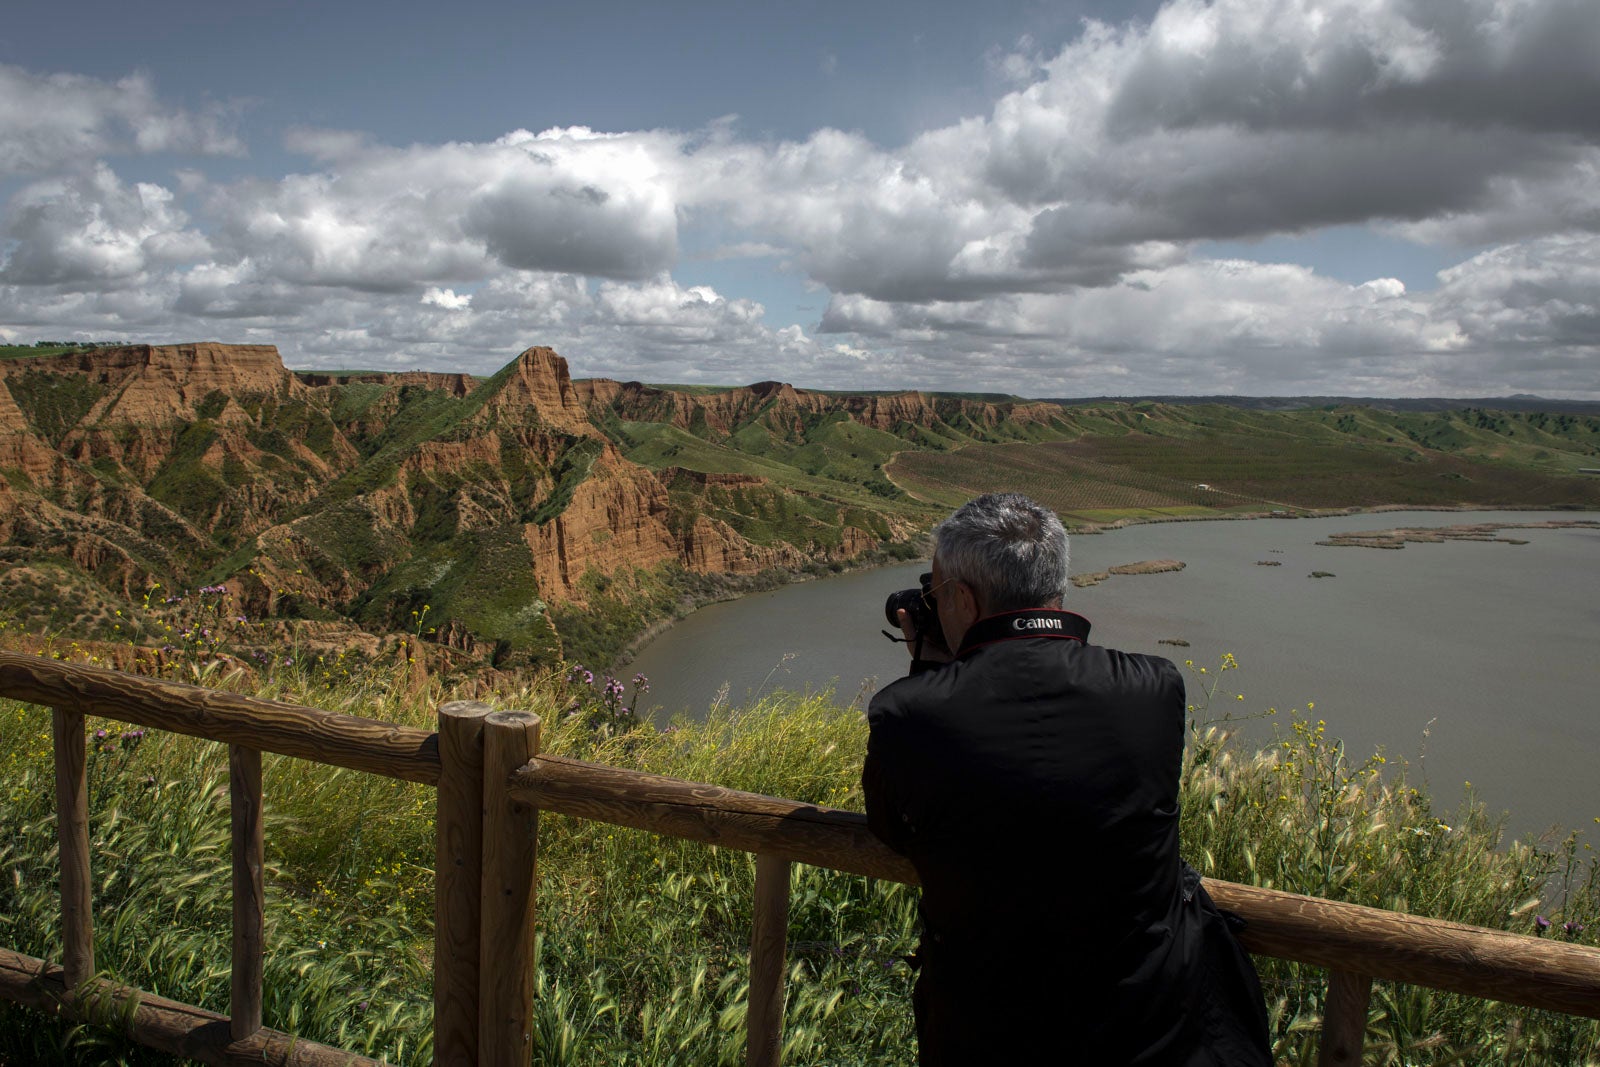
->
[884, 571, 938, 636]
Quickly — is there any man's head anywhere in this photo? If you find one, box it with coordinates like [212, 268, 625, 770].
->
[930, 493, 1069, 650]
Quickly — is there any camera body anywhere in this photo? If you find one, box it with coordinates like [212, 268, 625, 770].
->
[884, 571, 939, 637]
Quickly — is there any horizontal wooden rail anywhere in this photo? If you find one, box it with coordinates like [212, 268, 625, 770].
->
[0, 651, 439, 784]
[7, 654, 1600, 1063]
[0, 946, 383, 1066]
[512, 754, 1600, 1022]
[1200, 881, 1600, 1020]
[519, 754, 915, 881]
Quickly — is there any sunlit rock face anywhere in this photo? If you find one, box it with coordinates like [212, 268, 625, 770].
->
[0, 342, 897, 667]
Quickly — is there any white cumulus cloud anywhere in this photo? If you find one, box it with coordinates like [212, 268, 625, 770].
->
[1, 164, 210, 285]
[3, 0, 1599, 397]
[0, 64, 242, 176]
[421, 287, 472, 310]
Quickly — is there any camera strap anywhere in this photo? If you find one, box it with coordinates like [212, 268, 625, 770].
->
[881, 628, 936, 663]
[957, 609, 1091, 657]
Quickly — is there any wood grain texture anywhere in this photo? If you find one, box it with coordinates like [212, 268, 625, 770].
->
[479, 712, 541, 1067]
[0, 946, 384, 1065]
[11, 654, 1600, 1040]
[51, 707, 94, 987]
[434, 700, 494, 1067]
[514, 755, 1600, 1021]
[1318, 971, 1373, 1067]
[230, 745, 265, 1041]
[512, 756, 918, 883]
[1, 652, 440, 784]
[748, 854, 791, 1067]
[1205, 880, 1600, 1020]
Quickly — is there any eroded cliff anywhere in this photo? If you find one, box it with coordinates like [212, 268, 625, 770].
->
[0, 341, 921, 671]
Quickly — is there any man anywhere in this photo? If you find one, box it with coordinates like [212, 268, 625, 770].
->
[863, 493, 1271, 1065]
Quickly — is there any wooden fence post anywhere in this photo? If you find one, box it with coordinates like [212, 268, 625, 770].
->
[434, 700, 495, 1067]
[51, 708, 93, 988]
[479, 711, 541, 1067]
[748, 854, 792, 1067]
[229, 744, 265, 1041]
[1318, 970, 1373, 1067]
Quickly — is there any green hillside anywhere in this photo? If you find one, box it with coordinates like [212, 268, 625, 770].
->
[889, 405, 1600, 523]
[5, 341, 1598, 676]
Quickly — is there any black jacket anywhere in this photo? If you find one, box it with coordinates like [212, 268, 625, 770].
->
[863, 609, 1272, 1066]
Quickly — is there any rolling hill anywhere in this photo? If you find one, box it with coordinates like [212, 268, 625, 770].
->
[3, 342, 1597, 674]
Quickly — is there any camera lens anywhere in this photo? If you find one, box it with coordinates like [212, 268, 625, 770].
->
[884, 588, 923, 629]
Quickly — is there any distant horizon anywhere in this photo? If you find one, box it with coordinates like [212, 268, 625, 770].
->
[9, 337, 1600, 408]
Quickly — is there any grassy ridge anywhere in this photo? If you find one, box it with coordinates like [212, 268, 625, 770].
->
[0, 634, 1595, 1065]
[607, 419, 922, 513]
[8, 348, 1599, 682]
[0, 344, 125, 361]
[889, 406, 1600, 521]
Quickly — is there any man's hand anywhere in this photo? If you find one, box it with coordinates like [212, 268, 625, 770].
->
[898, 608, 953, 665]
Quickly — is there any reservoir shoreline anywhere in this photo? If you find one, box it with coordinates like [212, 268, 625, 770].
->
[625, 505, 1599, 838]
[616, 500, 1594, 669]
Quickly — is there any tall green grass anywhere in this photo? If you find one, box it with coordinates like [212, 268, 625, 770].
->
[0, 650, 1595, 1065]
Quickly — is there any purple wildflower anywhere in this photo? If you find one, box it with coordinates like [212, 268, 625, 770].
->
[1564, 921, 1585, 936]
[1536, 914, 1552, 930]
[632, 672, 650, 693]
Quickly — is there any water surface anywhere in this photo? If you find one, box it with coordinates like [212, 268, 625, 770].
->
[626, 510, 1599, 836]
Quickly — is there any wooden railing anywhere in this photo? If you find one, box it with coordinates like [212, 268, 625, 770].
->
[0, 652, 442, 1066]
[2, 651, 1598, 1067]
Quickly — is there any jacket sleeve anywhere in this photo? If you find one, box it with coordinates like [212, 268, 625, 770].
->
[862, 691, 913, 856]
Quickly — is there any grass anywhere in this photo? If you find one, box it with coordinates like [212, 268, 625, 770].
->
[889, 413, 1600, 520]
[0, 626, 1595, 1066]
[2, 369, 108, 447]
[10, 348, 1598, 688]
[610, 421, 932, 525]
[0, 344, 124, 361]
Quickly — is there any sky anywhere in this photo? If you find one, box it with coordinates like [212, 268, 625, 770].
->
[2, 0, 1598, 398]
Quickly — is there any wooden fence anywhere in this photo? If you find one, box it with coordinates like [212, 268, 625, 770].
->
[1, 650, 1597, 1066]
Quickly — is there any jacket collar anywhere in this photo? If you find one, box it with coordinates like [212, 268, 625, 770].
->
[957, 609, 1091, 658]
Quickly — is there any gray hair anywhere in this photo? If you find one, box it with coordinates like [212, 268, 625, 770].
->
[933, 493, 1070, 612]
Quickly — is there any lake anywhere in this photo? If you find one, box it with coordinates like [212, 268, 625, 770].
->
[625, 510, 1599, 837]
